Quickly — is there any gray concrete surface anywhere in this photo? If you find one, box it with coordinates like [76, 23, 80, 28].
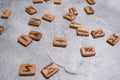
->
[0, 0, 120, 80]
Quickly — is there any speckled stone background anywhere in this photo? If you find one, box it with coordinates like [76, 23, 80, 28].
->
[0, 0, 120, 80]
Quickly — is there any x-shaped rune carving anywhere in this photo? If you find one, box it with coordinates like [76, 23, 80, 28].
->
[84, 48, 93, 52]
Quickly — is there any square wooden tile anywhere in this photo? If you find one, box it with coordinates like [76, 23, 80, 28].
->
[107, 34, 119, 46]
[91, 29, 105, 38]
[54, 0, 61, 4]
[18, 35, 32, 47]
[86, 0, 96, 5]
[53, 37, 67, 47]
[69, 7, 78, 15]
[29, 30, 42, 41]
[19, 64, 36, 76]
[1, 9, 11, 19]
[25, 6, 37, 15]
[41, 62, 59, 79]
[80, 46, 96, 57]
[33, 0, 43, 3]
[42, 13, 55, 22]
[28, 18, 41, 27]
[84, 6, 94, 15]
[63, 12, 76, 21]
[69, 21, 82, 29]
[77, 28, 89, 36]
[0, 26, 4, 34]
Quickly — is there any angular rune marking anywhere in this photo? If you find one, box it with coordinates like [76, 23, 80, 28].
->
[88, 7, 93, 11]
[45, 64, 56, 75]
[93, 31, 103, 35]
[109, 34, 118, 42]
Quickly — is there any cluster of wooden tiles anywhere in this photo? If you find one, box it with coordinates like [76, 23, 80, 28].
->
[0, 0, 120, 79]
[19, 62, 59, 79]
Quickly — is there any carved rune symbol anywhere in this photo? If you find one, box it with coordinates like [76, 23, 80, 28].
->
[84, 48, 93, 52]
[94, 31, 103, 35]
[57, 40, 65, 42]
[23, 65, 32, 72]
[21, 36, 28, 42]
[45, 64, 56, 75]
[45, 14, 51, 19]
[110, 34, 118, 42]
[3, 10, 8, 15]
[90, 0, 94, 2]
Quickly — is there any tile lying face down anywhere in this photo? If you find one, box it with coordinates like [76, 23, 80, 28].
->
[19, 64, 36, 76]
[91, 29, 105, 38]
[86, 0, 96, 5]
[41, 62, 59, 79]
[84, 6, 94, 15]
[17, 35, 32, 47]
[25, 6, 37, 15]
[80, 46, 96, 57]
[29, 30, 42, 41]
[107, 34, 120, 46]
[1, 9, 11, 19]
[53, 37, 67, 47]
